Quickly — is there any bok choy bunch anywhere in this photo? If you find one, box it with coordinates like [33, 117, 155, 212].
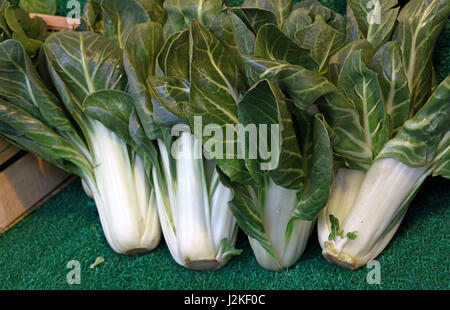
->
[84, 0, 241, 269]
[314, 0, 450, 269]
[0, 32, 161, 255]
[146, 0, 335, 270]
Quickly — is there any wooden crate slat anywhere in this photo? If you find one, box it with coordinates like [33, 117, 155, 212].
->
[0, 154, 71, 233]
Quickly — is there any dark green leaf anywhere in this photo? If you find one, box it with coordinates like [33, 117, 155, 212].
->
[157, 29, 190, 79]
[369, 41, 410, 133]
[348, 0, 399, 49]
[377, 76, 450, 167]
[19, 0, 56, 15]
[255, 23, 317, 71]
[338, 50, 390, 159]
[242, 0, 293, 28]
[163, 0, 224, 37]
[124, 22, 164, 139]
[101, 0, 151, 48]
[395, 0, 450, 114]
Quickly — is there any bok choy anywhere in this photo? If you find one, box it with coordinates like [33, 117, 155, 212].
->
[316, 0, 450, 269]
[0, 31, 161, 255]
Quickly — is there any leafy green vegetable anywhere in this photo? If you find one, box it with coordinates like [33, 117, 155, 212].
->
[0, 1, 47, 58]
[348, 0, 399, 49]
[19, 0, 57, 15]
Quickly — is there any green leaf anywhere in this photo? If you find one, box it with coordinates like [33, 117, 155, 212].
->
[291, 116, 332, 221]
[328, 214, 343, 241]
[82, 0, 105, 35]
[294, 15, 346, 75]
[84, 90, 134, 145]
[282, 8, 311, 40]
[242, 56, 336, 110]
[318, 91, 372, 170]
[163, 0, 224, 38]
[210, 8, 256, 67]
[432, 132, 450, 179]
[377, 76, 450, 167]
[238, 79, 304, 188]
[0, 97, 91, 178]
[254, 23, 317, 71]
[395, 0, 450, 113]
[242, 0, 293, 28]
[0, 40, 79, 139]
[147, 76, 190, 124]
[346, 4, 361, 43]
[189, 20, 251, 183]
[338, 50, 390, 159]
[19, 0, 56, 15]
[44, 31, 127, 113]
[228, 7, 278, 34]
[293, 0, 346, 32]
[136, 0, 167, 26]
[369, 41, 410, 133]
[348, 0, 399, 49]
[328, 39, 375, 86]
[101, 0, 151, 48]
[228, 182, 277, 258]
[157, 29, 190, 79]
[124, 22, 164, 139]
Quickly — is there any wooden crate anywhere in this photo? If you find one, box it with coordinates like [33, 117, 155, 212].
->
[0, 14, 80, 234]
[0, 153, 72, 233]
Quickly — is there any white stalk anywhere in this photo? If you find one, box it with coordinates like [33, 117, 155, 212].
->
[320, 158, 429, 269]
[250, 179, 314, 271]
[86, 120, 161, 254]
[153, 132, 237, 270]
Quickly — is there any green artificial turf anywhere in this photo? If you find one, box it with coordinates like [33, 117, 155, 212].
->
[0, 0, 449, 290]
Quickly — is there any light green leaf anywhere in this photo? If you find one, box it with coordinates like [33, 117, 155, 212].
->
[348, 0, 399, 49]
[395, 0, 450, 113]
[338, 50, 390, 159]
[369, 41, 410, 133]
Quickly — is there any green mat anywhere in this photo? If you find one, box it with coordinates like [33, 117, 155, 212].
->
[0, 0, 449, 290]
